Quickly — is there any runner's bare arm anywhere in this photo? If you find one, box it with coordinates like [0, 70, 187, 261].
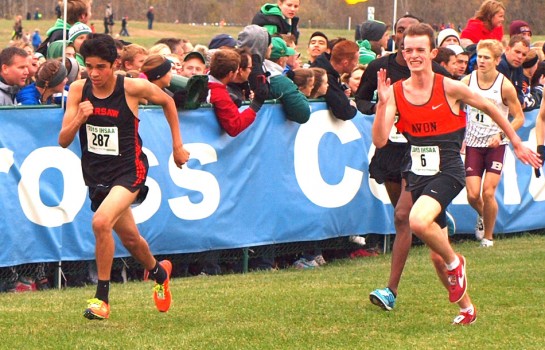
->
[126, 78, 190, 167]
[58, 80, 93, 148]
[447, 78, 541, 168]
[502, 79, 524, 131]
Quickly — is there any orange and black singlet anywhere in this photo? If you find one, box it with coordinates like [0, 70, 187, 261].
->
[393, 73, 466, 190]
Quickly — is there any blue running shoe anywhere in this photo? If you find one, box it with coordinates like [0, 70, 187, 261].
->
[369, 287, 396, 311]
[446, 211, 456, 236]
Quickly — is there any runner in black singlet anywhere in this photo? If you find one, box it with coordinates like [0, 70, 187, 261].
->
[59, 34, 190, 320]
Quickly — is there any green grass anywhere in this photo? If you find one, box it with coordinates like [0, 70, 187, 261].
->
[1, 234, 544, 349]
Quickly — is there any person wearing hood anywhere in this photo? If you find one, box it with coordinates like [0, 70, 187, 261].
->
[0, 47, 29, 105]
[311, 39, 359, 120]
[252, 0, 300, 43]
[237, 24, 310, 124]
[37, 0, 92, 56]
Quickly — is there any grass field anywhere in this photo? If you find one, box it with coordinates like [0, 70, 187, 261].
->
[1, 233, 544, 349]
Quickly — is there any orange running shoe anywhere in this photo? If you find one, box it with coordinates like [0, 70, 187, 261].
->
[153, 260, 172, 312]
[83, 298, 110, 320]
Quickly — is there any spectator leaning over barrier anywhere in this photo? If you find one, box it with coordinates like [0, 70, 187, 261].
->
[58, 33, 189, 320]
[304, 31, 329, 68]
[311, 39, 358, 120]
[0, 47, 29, 105]
[180, 51, 206, 78]
[227, 47, 253, 107]
[290, 68, 315, 98]
[207, 49, 268, 137]
[309, 66, 328, 99]
[238, 24, 310, 124]
[497, 34, 530, 107]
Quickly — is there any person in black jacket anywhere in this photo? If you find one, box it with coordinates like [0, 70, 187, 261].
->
[311, 39, 359, 120]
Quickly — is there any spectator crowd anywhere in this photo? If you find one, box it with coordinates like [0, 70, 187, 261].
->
[1, 0, 544, 301]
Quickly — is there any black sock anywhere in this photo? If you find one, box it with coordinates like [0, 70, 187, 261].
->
[387, 287, 397, 298]
[148, 261, 167, 284]
[95, 280, 110, 304]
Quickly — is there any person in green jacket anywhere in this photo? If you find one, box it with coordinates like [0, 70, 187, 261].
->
[238, 24, 310, 124]
[252, 0, 300, 43]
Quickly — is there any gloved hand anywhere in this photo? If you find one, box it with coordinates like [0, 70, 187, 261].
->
[173, 90, 188, 109]
[535, 145, 545, 177]
[248, 54, 269, 104]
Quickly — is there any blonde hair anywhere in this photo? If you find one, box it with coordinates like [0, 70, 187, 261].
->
[477, 39, 504, 59]
[121, 44, 148, 69]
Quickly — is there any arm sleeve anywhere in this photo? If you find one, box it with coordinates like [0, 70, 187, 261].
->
[355, 64, 378, 115]
[325, 74, 357, 120]
[210, 84, 256, 137]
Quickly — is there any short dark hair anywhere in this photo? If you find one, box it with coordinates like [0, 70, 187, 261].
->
[394, 14, 423, 32]
[209, 50, 240, 80]
[434, 47, 455, 65]
[0, 46, 28, 67]
[80, 33, 118, 64]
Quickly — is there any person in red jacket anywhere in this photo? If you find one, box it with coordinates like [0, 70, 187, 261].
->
[207, 49, 266, 137]
[460, 0, 505, 47]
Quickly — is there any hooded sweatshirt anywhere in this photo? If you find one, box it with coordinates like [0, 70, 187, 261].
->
[311, 53, 357, 121]
[237, 24, 310, 124]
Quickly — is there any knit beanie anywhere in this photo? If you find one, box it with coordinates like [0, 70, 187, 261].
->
[68, 22, 92, 42]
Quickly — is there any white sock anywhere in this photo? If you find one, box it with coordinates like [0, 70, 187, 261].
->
[446, 255, 460, 271]
[460, 305, 474, 314]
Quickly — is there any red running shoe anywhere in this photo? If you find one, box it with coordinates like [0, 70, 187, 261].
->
[153, 260, 172, 312]
[452, 308, 477, 325]
[447, 254, 467, 303]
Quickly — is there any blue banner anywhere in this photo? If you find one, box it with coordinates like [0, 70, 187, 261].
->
[0, 103, 544, 267]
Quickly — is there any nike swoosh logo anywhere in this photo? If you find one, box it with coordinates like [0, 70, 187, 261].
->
[431, 190, 438, 193]
[432, 104, 443, 110]
[459, 263, 465, 288]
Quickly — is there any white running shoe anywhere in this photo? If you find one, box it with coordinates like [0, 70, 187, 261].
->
[480, 238, 494, 247]
[475, 216, 485, 241]
[349, 235, 366, 246]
